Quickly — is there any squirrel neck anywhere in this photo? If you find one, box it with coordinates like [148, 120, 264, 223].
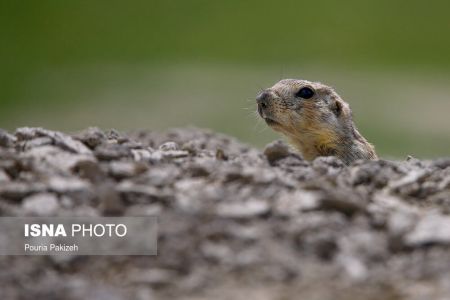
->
[287, 123, 375, 165]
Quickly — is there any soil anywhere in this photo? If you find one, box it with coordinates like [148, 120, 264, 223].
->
[0, 127, 449, 300]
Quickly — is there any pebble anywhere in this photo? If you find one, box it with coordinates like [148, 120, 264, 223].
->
[108, 161, 147, 178]
[47, 177, 90, 193]
[216, 199, 270, 218]
[23, 145, 96, 174]
[0, 169, 10, 182]
[16, 127, 92, 155]
[128, 268, 176, 285]
[263, 140, 291, 164]
[97, 183, 125, 216]
[159, 141, 179, 151]
[274, 189, 320, 216]
[0, 181, 46, 200]
[22, 193, 59, 216]
[75, 127, 107, 149]
[131, 148, 152, 161]
[405, 213, 450, 246]
[0, 129, 16, 147]
[95, 143, 131, 160]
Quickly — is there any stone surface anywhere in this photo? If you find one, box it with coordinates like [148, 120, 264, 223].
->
[263, 139, 292, 164]
[0, 129, 17, 148]
[0, 127, 449, 300]
[216, 199, 270, 218]
[405, 214, 450, 246]
[22, 193, 59, 216]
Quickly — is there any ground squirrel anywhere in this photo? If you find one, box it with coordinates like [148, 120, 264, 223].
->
[256, 79, 377, 165]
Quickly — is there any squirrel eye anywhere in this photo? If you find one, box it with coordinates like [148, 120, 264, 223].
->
[296, 87, 314, 99]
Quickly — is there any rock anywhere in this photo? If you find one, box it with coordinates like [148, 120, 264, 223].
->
[22, 145, 96, 174]
[0, 169, 10, 182]
[120, 140, 144, 149]
[175, 178, 219, 212]
[142, 165, 180, 186]
[133, 287, 156, 300]
[200, 241, 233, 262]
[181, 140, 202, 154]
[108, 161, 147, 179]
[59, 195, 74, 209]
[158, 150, 189, 160]
[159, 141, 179, 151]
[97, 183, 125, 216]
[116, 180, 170, 203]
[64, 278, 128, 300]
[126, 204, 163, 216]
[389, 170, 429, 190]
[215, 148, 228, 161]
[47, 176, 90, 193]
[131, 148, 153, 161]
[274, 189, 321, 216]
[0, 129, 17, 147]
[405, 214, 450, 246]
[216, 199, 270, 218]
[14, 127, 38, 140]
[313, 156, 345, 175]
[19, 136, 53, 150]
[406, 155, 420, 163]
[22, 193, 59, 216]
[128, 268, 177, 285]
[0, 181, 46, 200]
[387, 210, 418, 238]
[185, 161, 213, 177]
[337, 254, 368, 281]
[16, 127, 92, 155]
[105, 129, 123, 141]
[263, 140, 291, 164]
[75, 127, 107, 149]
[72, 160, 105, 182]
[319, 196, 364, 217]
[95, 143, 131, 160]
[433, 158, 450, 169]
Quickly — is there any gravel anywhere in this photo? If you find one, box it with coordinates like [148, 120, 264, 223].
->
[0, 126, 449, 300]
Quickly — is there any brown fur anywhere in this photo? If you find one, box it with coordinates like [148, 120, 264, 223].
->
[256, 79, 377, 165]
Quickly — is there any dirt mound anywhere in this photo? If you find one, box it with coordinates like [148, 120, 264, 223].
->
[0, 127, 449, 300]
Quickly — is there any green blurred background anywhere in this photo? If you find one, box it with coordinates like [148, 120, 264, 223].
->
[1, 0, 449, 159]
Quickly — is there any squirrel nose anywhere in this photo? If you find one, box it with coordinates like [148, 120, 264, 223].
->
[256, 91, 271, 117]
[256, 91, 270, 109]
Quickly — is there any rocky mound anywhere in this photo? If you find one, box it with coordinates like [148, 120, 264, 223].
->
[0, 127, 449, 300]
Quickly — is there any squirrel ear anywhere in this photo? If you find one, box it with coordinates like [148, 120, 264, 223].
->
[332, 100, 343, 117]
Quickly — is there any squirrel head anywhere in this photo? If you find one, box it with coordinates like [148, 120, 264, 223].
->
[256, 79, 375, 163]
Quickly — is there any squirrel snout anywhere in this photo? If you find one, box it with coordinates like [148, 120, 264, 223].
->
[256, 91, 271, 117]
[256, 91, 270, 106]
